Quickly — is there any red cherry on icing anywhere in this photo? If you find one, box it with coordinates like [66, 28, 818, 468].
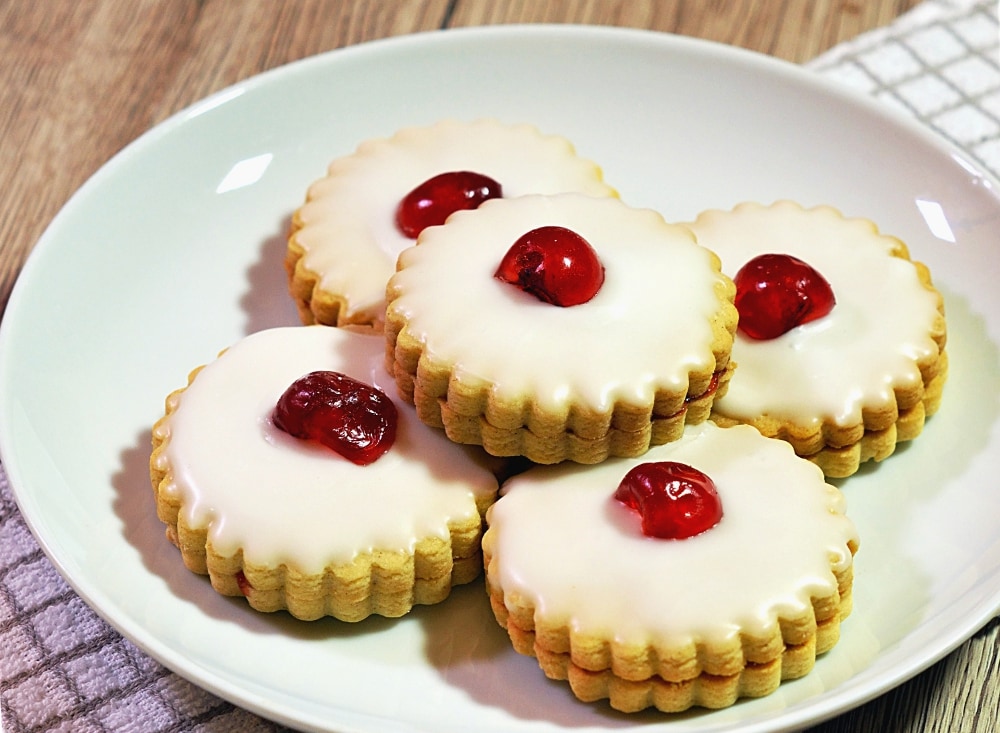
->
[273, 371, 398, 466]
[733, 253, 836, 340]
[494, 225, 605, 307]
[396, 171, 502, 238]
[614, 461, 723, 539]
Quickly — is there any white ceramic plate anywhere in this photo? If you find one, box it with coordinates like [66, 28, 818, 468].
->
[2, 25, 999, 733]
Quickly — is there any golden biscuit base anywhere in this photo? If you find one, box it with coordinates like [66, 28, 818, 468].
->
[149, 365, 492, 622]
[483, 540, 857, 713]
[712, 251, 948, 479]
[385, 274, 737, 465]
[285, 230, 361, 328]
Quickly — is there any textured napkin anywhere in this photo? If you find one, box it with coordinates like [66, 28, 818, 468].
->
[1, 1, 998, 731]
[808, 0, 999, 180]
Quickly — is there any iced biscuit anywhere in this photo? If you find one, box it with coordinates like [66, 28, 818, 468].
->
[385, 193, 737, 464]
[483, 422, 858, 712]
[286, 118, 617, 329]
[149, 326, 498, 621]
[687, 200, 947, 477]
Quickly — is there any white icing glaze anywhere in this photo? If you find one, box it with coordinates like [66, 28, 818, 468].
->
[294, 119, 617, 325]
[387, 193, 732, 412]
[152, 326, 498, 573]
[484, 422, 857, 646]
[687, 201, 942, 426]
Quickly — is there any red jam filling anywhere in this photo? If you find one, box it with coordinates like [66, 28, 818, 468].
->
[272, 370, 398, 466]
[658, 368, 725, 421]
[614, 461, 723, 539]
[733, 253, 835, 340]
[235, 570, 252, 597]
[494, 225, 605, 306]
[690, 370, 721, 404]
[395, 170, 502, 238]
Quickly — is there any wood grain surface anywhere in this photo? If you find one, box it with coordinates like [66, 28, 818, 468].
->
[1, 1, 997, 732]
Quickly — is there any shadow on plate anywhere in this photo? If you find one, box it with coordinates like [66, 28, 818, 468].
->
[240, 213, 302, 335]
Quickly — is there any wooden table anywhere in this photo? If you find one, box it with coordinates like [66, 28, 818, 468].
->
[0, 2, 996, 732]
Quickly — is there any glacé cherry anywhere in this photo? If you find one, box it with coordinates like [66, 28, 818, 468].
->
[614, 461, 723, 539]
[273, 370, 398, 465]
[733, 253, 835, 340]
[494, 225, 605, 306]
[395, 170, 502, 238]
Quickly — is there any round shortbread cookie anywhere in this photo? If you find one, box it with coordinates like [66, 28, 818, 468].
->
[385, 193, 737, 464]
[686, 200, 947, 478]
[286, 118, 617, 329]
[483, 421, 858, 713]
[149, 326, 499, 621]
